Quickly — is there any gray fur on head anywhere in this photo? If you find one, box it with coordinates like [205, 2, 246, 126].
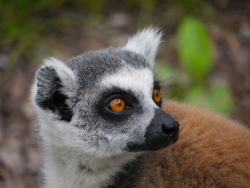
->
[31, 27, 164, 188]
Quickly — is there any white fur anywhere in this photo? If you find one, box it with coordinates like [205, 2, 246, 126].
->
[33, 101, 141, 188]
[31, 63, 155, 188]
[31, 28, 162, 188]
[101, 64, 154, 100]
[44, 57, 77, 99]
[124, 27, 162, 68]
[31, 58, 77, 122]
[43, 144, 139, 188]
[31, 57, 76, 106]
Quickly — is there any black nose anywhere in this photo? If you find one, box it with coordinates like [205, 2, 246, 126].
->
[161, 121, 180, 137]
[126, 108, 180, 152]
[144, 108, 179, 140]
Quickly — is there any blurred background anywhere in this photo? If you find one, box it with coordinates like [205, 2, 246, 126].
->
[0, 0, 249, 187]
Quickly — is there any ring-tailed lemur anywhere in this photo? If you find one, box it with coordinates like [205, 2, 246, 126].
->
[31, 28, 250, 188]
[31, 28, 179, 188]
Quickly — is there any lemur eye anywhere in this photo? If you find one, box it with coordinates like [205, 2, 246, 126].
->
[109, 98, 126, 113]
[153, 89, 161, 103]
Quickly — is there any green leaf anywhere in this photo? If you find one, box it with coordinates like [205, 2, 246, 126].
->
[184, 83, 232, 115]
[177, 17, 213, 83]
[209, 82, 232, 115]
[184, 86, 212, 110]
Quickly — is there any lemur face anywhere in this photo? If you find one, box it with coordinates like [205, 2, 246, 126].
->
[31, 28, 179, 158]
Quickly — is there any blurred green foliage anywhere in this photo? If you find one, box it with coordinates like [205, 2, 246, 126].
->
[0, 0, 232, 114]
[0, 0, 106, 85]
[177, 17, 212, 83]
[1, 0, 61, 82]
[0, 0, 155, 64]
[156, 16, 232, 115]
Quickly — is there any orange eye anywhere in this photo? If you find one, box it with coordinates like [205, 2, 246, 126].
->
[110, 98, 126, 113]
[153, 89, 161, 103]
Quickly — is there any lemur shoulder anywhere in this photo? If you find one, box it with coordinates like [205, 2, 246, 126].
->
[31, 28, 250, 188]
[129, 101, 250, 187]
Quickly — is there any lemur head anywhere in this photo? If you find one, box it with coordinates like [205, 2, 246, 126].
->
[31, 28, 179, 158]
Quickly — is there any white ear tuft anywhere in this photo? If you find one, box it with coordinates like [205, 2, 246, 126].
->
[124, 27, 162, 68]
[31, 57, 77, 121]
[43, 58, 75, 82]
[42, 57, 76, 97]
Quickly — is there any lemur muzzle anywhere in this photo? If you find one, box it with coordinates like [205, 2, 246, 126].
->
[126, 108, 180, 152]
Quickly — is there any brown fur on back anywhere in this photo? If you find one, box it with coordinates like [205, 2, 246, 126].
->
[129, 101, 250, 188]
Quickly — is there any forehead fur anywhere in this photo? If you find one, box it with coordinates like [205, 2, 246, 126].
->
[66, 48, 149, 90]
[101, 67, 154, 99]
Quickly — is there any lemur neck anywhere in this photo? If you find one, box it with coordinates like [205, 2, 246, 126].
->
[42, 146, 142, 188]
[106, 154, 143, 188]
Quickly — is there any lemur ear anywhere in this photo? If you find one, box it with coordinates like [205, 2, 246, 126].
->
[34, 58, 76, 122]
[124, 27, 162, 68]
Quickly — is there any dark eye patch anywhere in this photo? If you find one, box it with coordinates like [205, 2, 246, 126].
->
[97, 88, 141, 122]
[153, 80, 161, 90]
